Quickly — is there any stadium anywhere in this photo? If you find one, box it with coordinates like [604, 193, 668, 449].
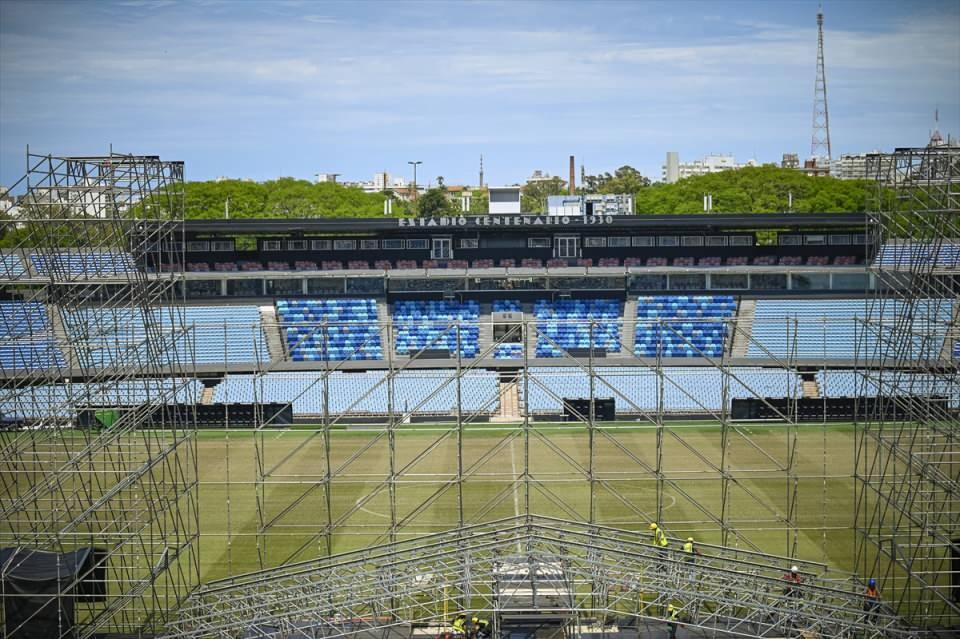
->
[0, 147, 957, 639]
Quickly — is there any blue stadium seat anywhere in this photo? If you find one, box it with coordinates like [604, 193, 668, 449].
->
[392, 300, 479, 358]
[277, 298, 383, 361]
[634, 295, 736, 358]
[533, 299, 622, 358]
[0, 301, 66, 371]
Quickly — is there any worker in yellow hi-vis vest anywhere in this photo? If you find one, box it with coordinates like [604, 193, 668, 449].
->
[649, 522, 669, 571]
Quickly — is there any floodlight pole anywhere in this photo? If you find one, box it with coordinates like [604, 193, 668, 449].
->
[408, 161, 422, 203]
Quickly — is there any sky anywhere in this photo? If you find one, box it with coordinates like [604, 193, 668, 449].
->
[1, 0, 958, 189]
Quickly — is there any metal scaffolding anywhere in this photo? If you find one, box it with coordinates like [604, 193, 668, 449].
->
[238, 312, 825, 574]
[166, 515, 916, 639]
[856, 145, 960, 627]
[0, 150, 198, 637]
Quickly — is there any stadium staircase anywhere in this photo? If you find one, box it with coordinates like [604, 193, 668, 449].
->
[493, 380, 521, 422]
[200, 385, 215, 405]
[45, 303, 77, 369]
[478, 303, 495, 357]
[259, 304, 285, 363]
[376, 299, 391, 354]
[165, 515, 917, 639]
[730, 298, 756, 357]
[620, 296, 639, 358]
[802, 379, 821, 399]
[941, 302, 959, 359]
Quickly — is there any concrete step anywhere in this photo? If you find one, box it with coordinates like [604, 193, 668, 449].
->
[478, 303, 495, 357]
[259, 304, 285, 363]
[621, 296, 638, 358]
[941, 302, 959, 360]
[730, 298, 756, 358]
[201, 386, 215, 405]
[491, 380, 520, 422]
[45, 303, 78, 369]
[802, 379, 820, 399]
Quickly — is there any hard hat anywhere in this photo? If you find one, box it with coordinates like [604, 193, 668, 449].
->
[791, 565, 798, 573]
[667, 603, 675, 611]
[686, 537, 694, 542]
[649, 523, 658, 529]
[868, 578, 876, 587]
[472, 617, 479, 623]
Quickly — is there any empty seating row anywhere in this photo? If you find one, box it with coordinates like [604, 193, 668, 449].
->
[747, 299, 954, 360]
[212, 370, 499, 415]
[0, 254, 28, 279]
[31, 252, 136, 276]
[523, 367, 801, 413]
[533, 299, 622, 358]
[62, 305, 268, 366]
[816, 369, 960, 409]
[0, 301, 66, 370]
[634, 295, 737, 358]
[277, 298, 383, 361]
[392, 300, 480, 358]
[873, 242, 960, 268]
[0, 378, 204, 421]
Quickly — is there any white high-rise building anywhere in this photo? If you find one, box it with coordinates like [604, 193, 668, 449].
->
[661, 153, 744, 183]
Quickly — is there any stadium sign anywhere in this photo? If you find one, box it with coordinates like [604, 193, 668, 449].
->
[397, 215, 615, 228]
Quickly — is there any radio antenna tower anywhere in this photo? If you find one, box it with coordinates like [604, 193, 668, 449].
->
[811, 4, 832, 163]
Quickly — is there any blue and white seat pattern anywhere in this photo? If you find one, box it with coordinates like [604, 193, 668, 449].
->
[0, 301, 66, 370]
[392, 300, 479, 358]
[873, 242, 960, 269]
[278, 299, 383, 361]
[634, 295, 736, 358]
[30, 251, 137, 276]
[533, 299, 622, 358]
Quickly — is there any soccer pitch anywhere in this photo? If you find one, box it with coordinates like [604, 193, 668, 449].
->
[195, 421, 860, 584]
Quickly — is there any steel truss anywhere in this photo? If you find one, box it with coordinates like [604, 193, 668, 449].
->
[856, 145, 960, 627]
[166, 515, 917, 639]
[234, 310, 833, 575]
[0, 150, 198, 637]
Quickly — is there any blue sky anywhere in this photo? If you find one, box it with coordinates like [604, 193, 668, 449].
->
[1, 0, 958, 188]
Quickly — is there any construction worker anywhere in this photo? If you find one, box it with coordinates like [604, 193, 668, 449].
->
[650, 522, 669, 569]
[452, 613, 467, 637]
[864, 578, 880, 623]
[682, 537, 702, 564]
[782, 565, 803, 598]
[471, 616, 491, 639]
[665, 603, 680, 639]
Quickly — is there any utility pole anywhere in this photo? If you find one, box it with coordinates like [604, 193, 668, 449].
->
[408, 161, 422, 203]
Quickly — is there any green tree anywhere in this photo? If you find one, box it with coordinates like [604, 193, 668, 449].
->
[416, 187, 456, 217]
[582, 165, 651, 194]
[521, 177, 566, 213]
[468, 188, 489, 214]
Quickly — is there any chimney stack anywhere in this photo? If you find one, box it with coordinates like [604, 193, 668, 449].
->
[568, 155, 575, 195]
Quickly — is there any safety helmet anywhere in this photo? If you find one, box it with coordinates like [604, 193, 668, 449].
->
[868, 578, 876, 587]
[649, 523, 658, 530]
[667, 603, 675, 611]
[791, 565, 798, 573]
[472, 617, 478, 623]
[686, 537, 694, 542]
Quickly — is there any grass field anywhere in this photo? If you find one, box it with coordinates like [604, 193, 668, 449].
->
[195, 420, 861, 584]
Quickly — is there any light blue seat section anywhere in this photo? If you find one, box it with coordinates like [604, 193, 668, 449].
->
[634, 295, 736, 358]
[0, 301, 66, 370]
[0, 254, 28, 278]
[212, 370, 499, 415]
[817, 369, 960, 409]
[873, 242, 960, 268]
[63, 305, 267, 367]
[522, 366, 801, 414]
[277, 298, 383, 361]
[493, 300, 523, 359]
[30, 251, 136, 276]
[747, 299, 954, 359]
[533, 299, 622, 358]
[392, 300, 480, 358]
[0, 378, 203, 421]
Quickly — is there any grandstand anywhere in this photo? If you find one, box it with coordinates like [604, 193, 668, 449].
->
[2, 149, 958, 638]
